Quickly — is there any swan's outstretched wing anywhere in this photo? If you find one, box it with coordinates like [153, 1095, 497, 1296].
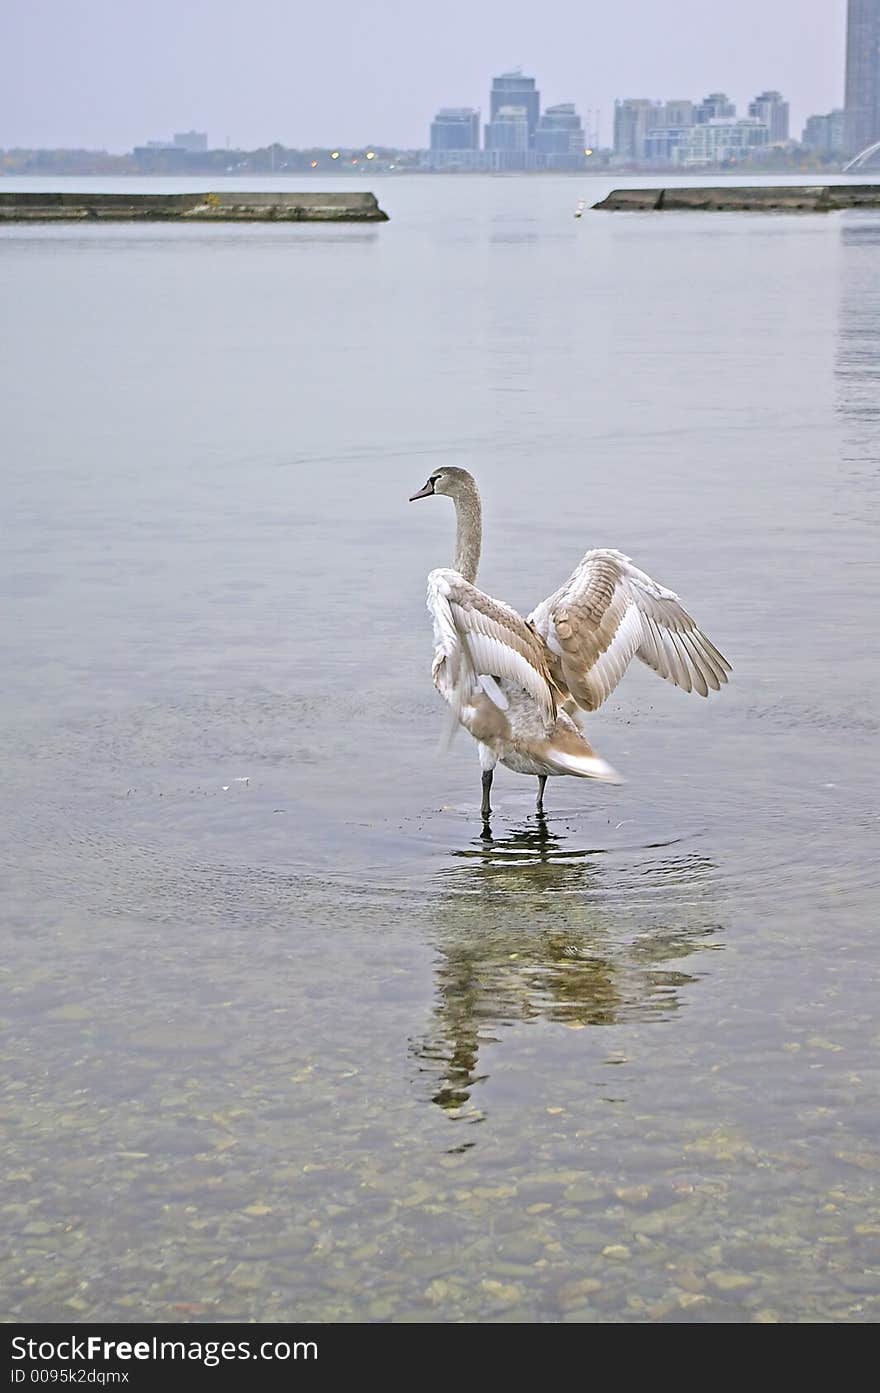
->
[427, 568, 557, 723]
[528, 549, 731, 713]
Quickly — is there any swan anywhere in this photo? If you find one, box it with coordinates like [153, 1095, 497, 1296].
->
[409, 467, 731, 819]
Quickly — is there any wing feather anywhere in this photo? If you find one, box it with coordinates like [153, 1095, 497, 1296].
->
[428, 568, 556, 724]
[678, 630, 710, 697]
[529, 548, 731, 711]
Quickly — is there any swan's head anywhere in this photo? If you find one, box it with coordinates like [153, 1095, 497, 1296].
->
[409, 467, 476, 502]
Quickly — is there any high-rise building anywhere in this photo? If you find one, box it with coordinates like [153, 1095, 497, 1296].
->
[613, 99, 663, 160]
[644, 126, 693, 163]
[802, 110, 847, 153]
[694, 92, 736, 123]
[845, 0, 880, 154]
[661, 100, 694, 128]
[173, 131, 208, 152]
[534, 103, 587, 167]
[430, 108, 480, 151]
[644, 101, 694, 163]
[748, 91, 790, 143]
[680, 118, 768, 165]
[489, 71, 540, 147]
[484, 104, 533, 170]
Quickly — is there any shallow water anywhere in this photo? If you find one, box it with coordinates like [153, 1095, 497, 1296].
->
[1, 175, 879, 1323]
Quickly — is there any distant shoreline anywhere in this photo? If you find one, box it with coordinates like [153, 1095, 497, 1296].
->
[0, 167, 862, 180]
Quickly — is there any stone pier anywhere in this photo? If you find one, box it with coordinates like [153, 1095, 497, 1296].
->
[592, 185, 880, 212]
[0, 191, 390, 222]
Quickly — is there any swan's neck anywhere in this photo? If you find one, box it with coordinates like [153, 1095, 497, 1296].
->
[452, 484, 482, 584]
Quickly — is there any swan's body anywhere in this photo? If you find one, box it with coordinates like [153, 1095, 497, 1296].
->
[410, 468, 730, 818]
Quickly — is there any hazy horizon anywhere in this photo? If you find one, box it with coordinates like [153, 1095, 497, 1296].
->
[2, 0, 846, 152]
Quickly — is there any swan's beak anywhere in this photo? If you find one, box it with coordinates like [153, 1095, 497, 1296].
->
[409, 481, 434, 501]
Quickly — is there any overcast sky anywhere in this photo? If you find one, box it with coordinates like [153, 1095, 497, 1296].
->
[2, 0, 846, 152]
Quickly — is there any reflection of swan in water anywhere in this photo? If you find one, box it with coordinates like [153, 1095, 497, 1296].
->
[410, 815, 722, 1118]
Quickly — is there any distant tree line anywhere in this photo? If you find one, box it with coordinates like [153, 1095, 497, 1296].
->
[1, 143, 845, 177]
[0, 146, 422, 176]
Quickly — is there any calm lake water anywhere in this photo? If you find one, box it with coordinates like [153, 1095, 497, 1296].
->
[1, 174, 879, 1323]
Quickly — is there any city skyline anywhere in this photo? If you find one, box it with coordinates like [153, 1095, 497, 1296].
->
[427, 71, 589, 171]
[1, 0, 845, 153]
[611, 90, 792, 166]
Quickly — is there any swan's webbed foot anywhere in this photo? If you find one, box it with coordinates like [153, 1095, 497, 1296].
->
[536, 775, 547, 813]
[481, 769, 493, 820]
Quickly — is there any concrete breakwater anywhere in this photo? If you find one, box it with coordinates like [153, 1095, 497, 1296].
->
[0, 191, 389, 222]
[593, 184, 880, 212]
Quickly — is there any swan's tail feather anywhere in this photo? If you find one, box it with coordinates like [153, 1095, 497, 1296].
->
[531, 720, 624, 783]
[546, 749, 623, 784]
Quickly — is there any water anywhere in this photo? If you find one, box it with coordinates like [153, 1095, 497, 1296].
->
[1, 175, 878, 1323]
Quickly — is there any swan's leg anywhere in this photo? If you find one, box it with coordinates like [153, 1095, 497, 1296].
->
[536, 775, 547, 813]
[478, 743, 497, 821]
[481, 770, 493, 819]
